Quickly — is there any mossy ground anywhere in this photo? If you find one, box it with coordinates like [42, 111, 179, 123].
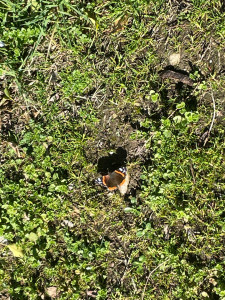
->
[0, 0, 225, 299]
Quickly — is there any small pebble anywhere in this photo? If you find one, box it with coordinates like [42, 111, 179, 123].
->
[169, 53, 180, 65]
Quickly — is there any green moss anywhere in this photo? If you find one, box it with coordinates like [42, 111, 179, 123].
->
[0, 0, 225, 299]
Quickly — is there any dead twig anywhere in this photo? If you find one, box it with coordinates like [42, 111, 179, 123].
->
[141, 258, 169, 300]
[189, 160, 196, 184]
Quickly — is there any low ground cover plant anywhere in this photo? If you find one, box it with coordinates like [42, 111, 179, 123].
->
[0, 0, 225, 299]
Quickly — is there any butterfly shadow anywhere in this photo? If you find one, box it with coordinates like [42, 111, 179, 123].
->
[97, 147, 127, 174]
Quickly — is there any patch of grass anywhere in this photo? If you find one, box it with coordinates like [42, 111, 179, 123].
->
[0, 0, 225, 299]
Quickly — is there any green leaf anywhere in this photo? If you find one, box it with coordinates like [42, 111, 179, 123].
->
[131, 197, 137, 204]
[176, 102, 185, 109]
[151, 92, 159, 103]
[198, 82, 207, 90]
[26, 232, 38, 242]
[136, 231, 145, 237]
[7, 244, 24, 258]
[173, 115, 182, 123]
[163, 129, 172, 138]
[139, 255, 146, 262]
[185, 112, 199, 123]
[124, 207, 133, 213]
[145, 223, 151, 230]
[4, 88, 12, 99]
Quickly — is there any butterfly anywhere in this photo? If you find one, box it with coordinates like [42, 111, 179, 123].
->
[96, 167, 129, 195]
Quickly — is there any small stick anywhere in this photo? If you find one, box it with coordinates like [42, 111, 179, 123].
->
[141, 258, 169, 300]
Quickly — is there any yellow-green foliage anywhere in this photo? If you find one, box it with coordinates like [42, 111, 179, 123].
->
[0, 0, 225, 299]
